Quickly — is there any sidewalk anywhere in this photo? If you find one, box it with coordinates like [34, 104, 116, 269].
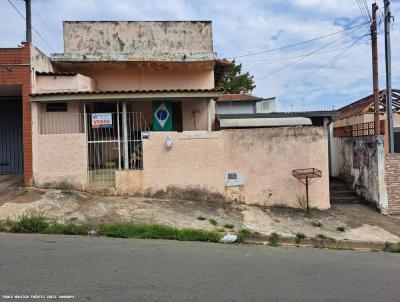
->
[0, 188, 399, 244]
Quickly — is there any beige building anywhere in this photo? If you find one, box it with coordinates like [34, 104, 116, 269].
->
[29, 21, 330, 209]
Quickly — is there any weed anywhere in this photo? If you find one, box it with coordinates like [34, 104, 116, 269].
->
[208, 219, 218, 226]
[98, 223, 220, 242]
[295, 233, 306, 245]
[297, 195, 312, 214]
[384, 242, 400, 253]
[336, 226, 346, 232]
[197, 216, 206, 221]
[44, 222, 69, 234]
[268, 232, 280, 247]
[311, 221, 323, 227]
[316, 234, 336, 243]
[223, 223, 234, 229]
[18, 187, 27, 196]
[217, 228, 225, 232]
[237, 229, 252, 242]
[11, 214, 49, 233]
[61, 190, 73, 196]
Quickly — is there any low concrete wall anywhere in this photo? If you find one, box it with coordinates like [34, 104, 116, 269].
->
[385, 153, 400, 215]
[33, 134, 87, 190]
[116, 128, 330, 209]
[332, 136, 388, 213]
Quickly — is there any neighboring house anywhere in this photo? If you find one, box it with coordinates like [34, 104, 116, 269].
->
[333, 89, 400, 153]
[331, 90, 400, 214]
[1, 20, 330, 210]
[216, 93, 276, 115]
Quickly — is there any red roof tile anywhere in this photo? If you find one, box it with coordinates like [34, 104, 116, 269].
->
[218, 93, 262, 102]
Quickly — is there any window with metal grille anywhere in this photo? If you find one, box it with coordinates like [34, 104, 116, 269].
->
[46, 102, 68, 112]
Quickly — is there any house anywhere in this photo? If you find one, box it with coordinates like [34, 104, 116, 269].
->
[216, 93, 276, 115]
[331, 90, 400, 214]
[1, 20, 330, 210]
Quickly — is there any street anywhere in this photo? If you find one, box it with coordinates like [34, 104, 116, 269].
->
[0, 233, 399, 301]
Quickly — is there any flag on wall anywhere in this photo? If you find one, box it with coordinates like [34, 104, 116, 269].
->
[152, 101, 172, 131]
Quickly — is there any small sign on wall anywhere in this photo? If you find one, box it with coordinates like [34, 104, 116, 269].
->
[225, 171, 245, 187]
[92, 113, 112, 128]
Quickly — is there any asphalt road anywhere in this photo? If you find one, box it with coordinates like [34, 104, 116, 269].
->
[0, 233, 399, 302]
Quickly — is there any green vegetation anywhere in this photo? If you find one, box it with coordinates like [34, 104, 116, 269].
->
[217, 228, 225, 232]
[295, 233, 306, 245]
[268, 232, 280, 247]
[98, 222, 220, 242]
[311, 221, 323, 227]
[384, 242, 400, 253]
[297, 195, 312, 214]
[208, 219, 218, 226]
[237, 229, 252, 242]
[336, 226, 346, 232]
[219, 60, 256, 94]
[10, 214, 49, 233]
[44, 222, 89, 235]
[223, 223, 234, 229]
[197, 216, 206, 221]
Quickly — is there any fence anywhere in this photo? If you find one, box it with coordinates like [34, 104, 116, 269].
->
[333, 120, 385, 137]
[38, 111, 150, 187]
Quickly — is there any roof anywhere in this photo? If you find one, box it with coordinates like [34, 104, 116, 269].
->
[218, 93, 264, 102]
[217, 110, 338, 119]
[30, 88, 223, 102]
[219, 117, 312, 128]
[336, 89, 400, 121]
[36, 71, 77, 76]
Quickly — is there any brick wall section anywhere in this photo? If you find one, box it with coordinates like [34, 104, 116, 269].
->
[385, 153, 400, 215]
[0, 43, 32, 185]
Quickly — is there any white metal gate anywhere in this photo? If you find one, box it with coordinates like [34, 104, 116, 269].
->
[86, 111, 149, 187]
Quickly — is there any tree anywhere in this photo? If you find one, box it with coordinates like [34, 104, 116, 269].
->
[219, 60, 256, 94]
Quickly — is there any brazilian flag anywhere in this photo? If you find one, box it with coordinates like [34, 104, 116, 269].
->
[152, 101, 172, 131]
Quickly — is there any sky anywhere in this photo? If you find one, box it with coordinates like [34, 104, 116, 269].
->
[1, 0, 399, 111]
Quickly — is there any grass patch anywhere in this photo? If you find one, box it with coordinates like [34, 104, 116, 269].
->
[295, 233, 306, 245]
[237, 229, 252, 242]
[217, 228, 225, 232]
[44, 223, 89, 235]
[336, 226, 346, 232]
[196, 216, 206, 221]
[223, 223, 234, 229]
[384, 242, 400, 253]
[10, 214, 49, 233]
[98, 222, 220, 242]
[311, 221, 323, 227]
[208, 219, 218, 226]
[268, 232, 280, 247]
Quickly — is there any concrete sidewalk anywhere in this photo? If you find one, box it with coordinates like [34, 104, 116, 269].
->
[0, 188, 399, 244]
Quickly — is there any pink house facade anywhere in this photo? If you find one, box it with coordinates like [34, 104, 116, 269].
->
[30, 21, 330, 209]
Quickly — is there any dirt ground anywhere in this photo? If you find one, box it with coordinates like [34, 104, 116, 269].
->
[0, 186, 399, 243]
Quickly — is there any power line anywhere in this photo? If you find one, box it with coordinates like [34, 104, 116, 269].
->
[7, 0, 56, 52]
[255, 25, 365, 81]
[226, 22, 368, 59]
[31, 4, 60, 44]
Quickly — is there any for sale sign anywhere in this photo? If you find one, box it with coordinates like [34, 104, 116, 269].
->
[91, 113, 113, 128]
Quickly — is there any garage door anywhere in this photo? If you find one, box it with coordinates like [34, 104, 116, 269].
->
[0, 99, 23, 174]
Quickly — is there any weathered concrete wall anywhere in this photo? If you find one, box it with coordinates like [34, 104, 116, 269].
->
[385, 153, 400, 215]
[34, 134, 87, 190]
[63, 21, 213, 56]
[332, 136, 388, 213]
[116, 128, 330, 209]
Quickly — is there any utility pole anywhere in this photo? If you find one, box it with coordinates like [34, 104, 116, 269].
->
[371, 3, 380, 137]
[384, 0, 395, 152]
[25, 0, 32, 42]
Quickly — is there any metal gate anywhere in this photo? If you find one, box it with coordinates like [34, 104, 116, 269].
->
[86, 111, 149, 187]
[0, 99, 23, 174]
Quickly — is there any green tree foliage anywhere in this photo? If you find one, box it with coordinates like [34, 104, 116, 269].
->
[219, 60, 256, 93]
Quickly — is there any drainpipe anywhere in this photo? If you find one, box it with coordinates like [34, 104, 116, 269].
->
[122, 102, 129, 170]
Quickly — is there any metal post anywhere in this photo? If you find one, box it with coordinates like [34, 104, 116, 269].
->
[122, 101, 129, 170]
[207, 99, 212, 132]
[305, 177, 309, 211]
[116, 102, 121, 170]
[25, 0, 32, 43]
[384, 0, 395, 153]
[371, 3, 380, 137]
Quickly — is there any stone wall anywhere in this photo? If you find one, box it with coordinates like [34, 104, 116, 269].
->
[116, 127, 330, 209]
[385, 153, 400, 215]
[332, 136, 388, 213]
